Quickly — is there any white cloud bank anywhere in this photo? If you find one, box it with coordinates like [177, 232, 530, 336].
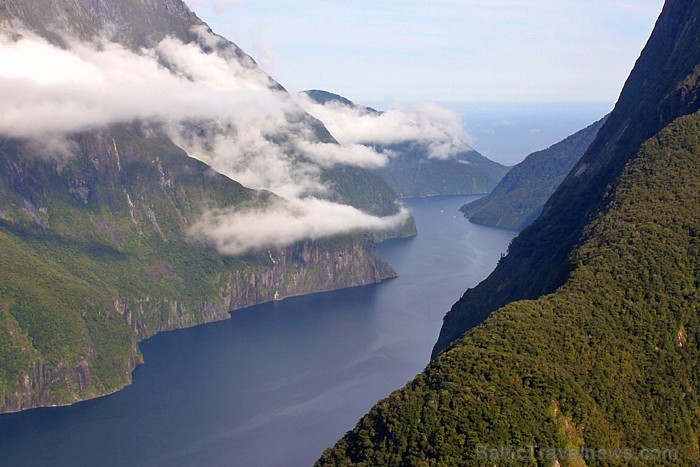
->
[0, 27, 407, 255]
[190, 197, 409, 256]
[0, 28, 287, 138]
[297, 93, 473, 159]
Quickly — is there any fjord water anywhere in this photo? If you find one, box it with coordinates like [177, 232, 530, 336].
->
[0, 195, 516, 467]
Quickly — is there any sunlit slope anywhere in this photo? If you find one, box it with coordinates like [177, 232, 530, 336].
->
[318, 0, 700, 463]
[318, 103, 700, 467]
[0, 0, 417, 413]
[0, 123, 398, 412]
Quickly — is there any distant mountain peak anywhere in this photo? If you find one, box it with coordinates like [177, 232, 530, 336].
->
[302, 89, 380, 114]
[300, 88, 509, 197]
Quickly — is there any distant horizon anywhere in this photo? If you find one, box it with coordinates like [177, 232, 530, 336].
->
[341, 99, 615, 167]
[462, 102, 612, 167]
[362, 99, 615, 112]
[191, 0, 651, 166]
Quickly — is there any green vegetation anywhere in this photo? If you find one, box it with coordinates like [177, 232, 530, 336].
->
[374, 142, 510, 198]
[317, 104, 700, 467]
[0, 0, 410, 413]
[0, 123, 397, 412]
[0, 125, 251, 408]
[318, 1, 700, 463]
[461, 116, 607, 231]
[434, 0, 700, 356]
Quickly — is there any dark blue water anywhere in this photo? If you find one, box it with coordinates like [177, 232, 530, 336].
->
[0, 195, 516, 467]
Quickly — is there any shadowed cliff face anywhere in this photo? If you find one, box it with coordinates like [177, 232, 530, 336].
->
[433, 0, 700, 357]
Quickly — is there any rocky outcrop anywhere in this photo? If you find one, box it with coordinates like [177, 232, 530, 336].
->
[0, 339, 144, 414]
[122, 234, 396, 342]
[226, 233, 396, 311]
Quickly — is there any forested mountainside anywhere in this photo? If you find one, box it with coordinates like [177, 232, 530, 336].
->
[0, 0, 411, 413]
[461, 115, 607, 231]
[318, 0, 700, 464]
[302, 90, 510, 198]
[434, 0, 700, 356]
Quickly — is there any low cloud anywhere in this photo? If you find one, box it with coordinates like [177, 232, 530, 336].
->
[297, 94, 472, 159]
[0, 26, 407, 255]
[169, 117, 329, 200]
[0, 28, 289, 139]
[294, 140, 390, 168]
[190, 197, 410, 256]
[18, 134, 79, 161]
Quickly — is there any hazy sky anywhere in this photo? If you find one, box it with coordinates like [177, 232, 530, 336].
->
[190, 0, 665, 104]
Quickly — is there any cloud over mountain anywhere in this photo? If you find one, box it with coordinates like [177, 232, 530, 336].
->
[190, 197, 409, 256]
[297, 93, 472, 159]
[0, 26, 408, 254]
[0, 28, 288, 138]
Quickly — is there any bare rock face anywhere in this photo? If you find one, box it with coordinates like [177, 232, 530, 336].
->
[226, 234, 397, 312]
[1, 0, 203, 49]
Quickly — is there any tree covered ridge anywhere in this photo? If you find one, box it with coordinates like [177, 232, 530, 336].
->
[316, 109, 700, 466]
[460, 115, 608, 231]
[433, 0, 700, 357]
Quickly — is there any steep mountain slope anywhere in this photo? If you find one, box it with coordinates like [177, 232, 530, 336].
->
[305, 90, 358, 108]
[461, 115, 607, 231]
[433, 0, 700, 356]
[0, 0, 415, 233]
[0, 123, 397, 413]
[318, 0, 700, 464]
[374, 141, 509, 198]
[302, 90, 510, 198]
[0, 0, 409, 412]
[318, 111, 700, 465]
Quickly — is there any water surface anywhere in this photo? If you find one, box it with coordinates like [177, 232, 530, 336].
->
[0, 195, 516, 466]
